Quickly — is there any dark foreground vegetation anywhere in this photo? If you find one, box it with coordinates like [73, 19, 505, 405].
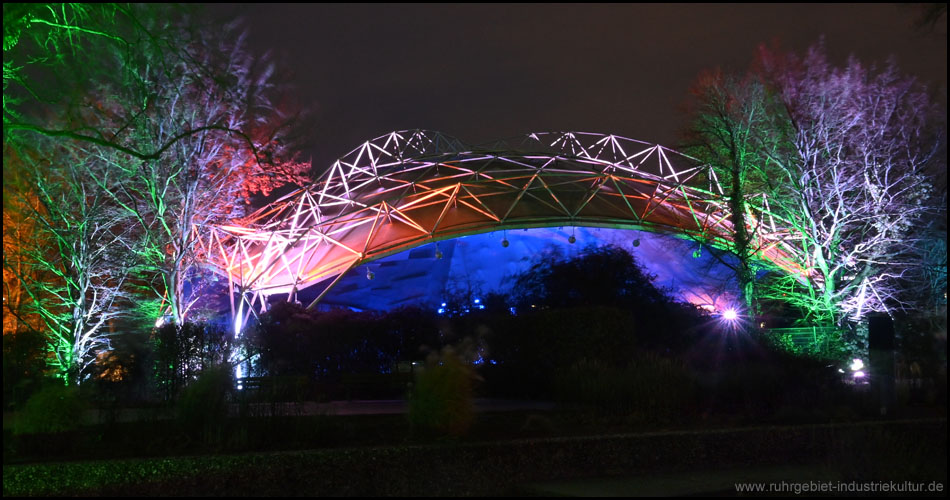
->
[4, 246, 947, 495]
[4, 419, 947, 496]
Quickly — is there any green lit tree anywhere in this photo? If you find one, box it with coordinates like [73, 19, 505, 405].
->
[680, 68, 787, 316]
[4, 4, 309, 330]
[3, 4, 309, 382]
[3, 143, 139, 384]
[4, 4, 257, 162]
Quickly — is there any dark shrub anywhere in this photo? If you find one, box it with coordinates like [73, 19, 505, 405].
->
[3, 328, 48, 410]
[555, 353, 697, 418]
[177, 365, 233, 446]
[695, 336, 851, 419]
[246, 302, 440, 383]
[15, 381, 87, 435]
[153, 322, 234, 401]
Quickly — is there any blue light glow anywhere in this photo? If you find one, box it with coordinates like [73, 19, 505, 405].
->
[312, 227, 741, 313]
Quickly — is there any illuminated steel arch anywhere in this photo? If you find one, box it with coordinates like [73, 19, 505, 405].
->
[206, 130, 804, 327]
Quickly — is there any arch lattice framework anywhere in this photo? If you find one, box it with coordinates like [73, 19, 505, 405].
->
[204, 130, 805, 327]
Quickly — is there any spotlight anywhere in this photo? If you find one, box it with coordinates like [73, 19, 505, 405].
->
[722, 308, 738, 321]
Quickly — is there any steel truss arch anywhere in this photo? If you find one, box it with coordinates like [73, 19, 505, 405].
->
[204, 130, 806, 325]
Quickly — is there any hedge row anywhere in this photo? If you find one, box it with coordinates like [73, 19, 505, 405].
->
[4, 419, 946, 496]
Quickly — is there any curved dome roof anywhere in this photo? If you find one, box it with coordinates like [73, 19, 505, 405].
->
[210, 130, 803, 305]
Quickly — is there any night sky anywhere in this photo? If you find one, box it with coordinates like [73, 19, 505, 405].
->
[209, 3, 947, 172]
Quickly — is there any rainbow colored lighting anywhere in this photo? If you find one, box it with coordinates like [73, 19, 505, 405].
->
[201, 130, 806, 327]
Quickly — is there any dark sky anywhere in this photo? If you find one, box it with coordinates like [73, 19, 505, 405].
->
[210, 3, 947, 172]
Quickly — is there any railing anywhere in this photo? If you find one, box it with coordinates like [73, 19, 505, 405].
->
[764, 326, 841, 354]
[236, 373, 413, 401]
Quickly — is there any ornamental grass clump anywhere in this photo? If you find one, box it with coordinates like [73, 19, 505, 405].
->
[407, 347, 476, 437]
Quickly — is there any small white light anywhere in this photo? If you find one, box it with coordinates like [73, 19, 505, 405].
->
[850, 358, 864, 371]
[722, 309, 738, 321]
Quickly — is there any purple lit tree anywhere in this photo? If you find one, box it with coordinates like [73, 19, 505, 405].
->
[754, 42, 943, 344]
[685, 41, 944, 356]
[90, 17, 310, 325]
